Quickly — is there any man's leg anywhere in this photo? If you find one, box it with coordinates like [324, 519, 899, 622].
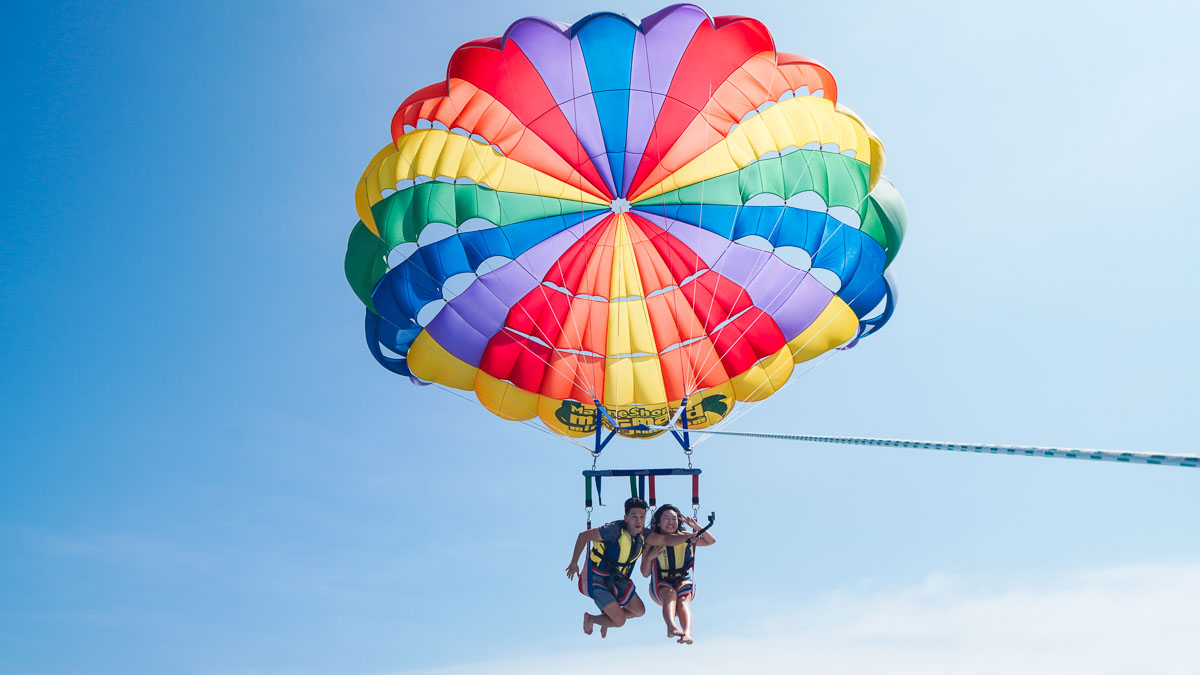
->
[584, 600, 627, 638]
[623, 593, 646, 620]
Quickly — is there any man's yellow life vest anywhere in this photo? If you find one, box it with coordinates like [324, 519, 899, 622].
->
[589, 526, 643, 577]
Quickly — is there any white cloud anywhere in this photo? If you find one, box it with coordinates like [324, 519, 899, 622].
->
[391, 564, 1200, 675]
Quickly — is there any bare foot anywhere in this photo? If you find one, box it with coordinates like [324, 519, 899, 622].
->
[600, 625, 608, 638]
[677, 632, 693, 645]
[583, 613, 594, 635]
[667, 625, 684, 638]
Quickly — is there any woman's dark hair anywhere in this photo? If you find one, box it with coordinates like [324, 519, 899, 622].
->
[651, 504, 689, 535]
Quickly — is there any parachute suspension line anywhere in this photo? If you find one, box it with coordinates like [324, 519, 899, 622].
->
[689, 349, 839, 449]
[644, 428, 1200, 469]
[685, 80, 718, 399]
[382, 299, 585, 445]
[689, 83, 742, 400]
[427, 381, 591, 449]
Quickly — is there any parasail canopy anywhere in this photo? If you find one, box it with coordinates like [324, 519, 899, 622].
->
[344, 4, 907, 440]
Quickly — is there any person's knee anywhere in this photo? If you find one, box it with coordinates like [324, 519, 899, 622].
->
[660, 587, 677, 603]
[627, 602, 646, 618]
[602, 603, 626, 626]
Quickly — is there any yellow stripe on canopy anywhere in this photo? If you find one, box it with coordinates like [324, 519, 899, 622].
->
[354, 130, 608, 234]
[604, 215, 667, 408]
[634, 96, 874, 202]
[729, 345, 795, 401]
[786, 297, 860, 364]
[407, 331, 478, 391]
[834, 103, 887, 191]
[354, 143, 401, 236]
[475, 371, 540, 421]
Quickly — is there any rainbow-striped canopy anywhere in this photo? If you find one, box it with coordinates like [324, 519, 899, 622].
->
[344, 4, 907, 439]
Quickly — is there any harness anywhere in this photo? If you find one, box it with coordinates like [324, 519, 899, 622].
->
[588, 526, 644, 578]
[655, 541, 695, 583]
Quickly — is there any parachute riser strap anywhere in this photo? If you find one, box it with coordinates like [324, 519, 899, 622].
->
[584, 475, 593, 528]
[692, 473, 700, 518]
[594, 400, 696, 453]
[592, 404, 620, 456]
[665, 396, 693, 455]
[649, 429, 1200, 469]
[680, 396, 692, 453]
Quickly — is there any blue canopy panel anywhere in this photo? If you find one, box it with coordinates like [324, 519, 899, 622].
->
[370, 211, 594, 328]
[632, 203, 886, 314]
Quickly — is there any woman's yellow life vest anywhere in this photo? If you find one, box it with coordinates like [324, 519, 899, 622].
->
[589, 526, 644, 577]
[656, 541, 695, 581]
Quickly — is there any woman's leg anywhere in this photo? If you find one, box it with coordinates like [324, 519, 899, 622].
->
[657, 585, 683, 637]
[676, 588, 694, 644]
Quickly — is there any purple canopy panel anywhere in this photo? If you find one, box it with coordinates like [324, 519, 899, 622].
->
[422, 304, 495, 365]
[506, 20, 617, 196]
[745, 260, 833, 340]
[707, 243, 773, 289]
[424, 264, 536, 364]
[622, 5, 708, 195]
[424, 214, 606, 364]
[631, 211, 737, 268]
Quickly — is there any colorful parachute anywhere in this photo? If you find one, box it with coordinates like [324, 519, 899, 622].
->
[344, 4, 907, 440]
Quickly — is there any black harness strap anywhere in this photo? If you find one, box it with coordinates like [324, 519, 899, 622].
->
[657, 542, 695, 582]
[592, 530, 644, 577]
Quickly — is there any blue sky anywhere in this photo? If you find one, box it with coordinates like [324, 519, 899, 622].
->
[3, 1, 1198, 673]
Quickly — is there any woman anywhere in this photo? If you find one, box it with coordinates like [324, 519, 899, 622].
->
[640, 504, 715, 644]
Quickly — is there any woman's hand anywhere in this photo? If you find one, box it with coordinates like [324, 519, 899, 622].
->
[683, 515, 714, 545]
[566, 562, 580, 580]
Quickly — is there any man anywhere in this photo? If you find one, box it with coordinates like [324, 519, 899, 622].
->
[566, 497, 649, 637]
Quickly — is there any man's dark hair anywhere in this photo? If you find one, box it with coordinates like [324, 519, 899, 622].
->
[624, 496, 648, 514]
